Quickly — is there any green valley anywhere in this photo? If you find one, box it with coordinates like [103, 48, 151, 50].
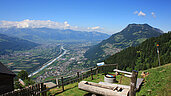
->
[0, 44, 61, 74]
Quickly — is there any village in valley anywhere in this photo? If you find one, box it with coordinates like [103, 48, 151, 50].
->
[0, 42, 95, 83]
[33, 42, 92, 82]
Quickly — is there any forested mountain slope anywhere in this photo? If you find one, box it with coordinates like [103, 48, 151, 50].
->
[104, 32, 171, 71]
[0, 33, 39, 55]
[85, 24, 163, 61]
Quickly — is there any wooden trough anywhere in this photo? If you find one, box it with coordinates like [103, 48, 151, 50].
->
[78, 70, 144, 96]
[78, 81, 130, 96]
[113, 69, 144, 91]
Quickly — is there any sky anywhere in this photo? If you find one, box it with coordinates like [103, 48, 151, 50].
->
[0, 0, 171, 34]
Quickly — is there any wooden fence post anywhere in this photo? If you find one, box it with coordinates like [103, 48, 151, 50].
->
[61, 77, 64, 92]
[119, 74, 124, 84]
[91, 68, 93, 80]
[32, 85, 36, 95]
[104, 66, 107, 75]
[147, 89, 152, 95]
[96, 66, 98, 75]
[116, 64, 119, 76]
[77, 72, 80, 82]
[37, 84, 40, 96]
[82, 73, 84, 80]
[56, 78, 60, 88]
[102, 66, 103, 73]
[28, 86, 32, 96]
[33, 84, 36, 96]
[129, 70, 138, 96]
[40, 83, 47, 96]
[34, 85, 37, 95]
[44, 85, 47, 96]
[41, 83, 44, 96]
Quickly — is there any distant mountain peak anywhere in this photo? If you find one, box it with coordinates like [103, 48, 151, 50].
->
[84, 23, 163, 60]
[122, 23, 164, 34]
[127, 23, 151, 28]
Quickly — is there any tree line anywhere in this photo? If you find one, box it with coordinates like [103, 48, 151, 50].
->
[104, 32, 171, 71]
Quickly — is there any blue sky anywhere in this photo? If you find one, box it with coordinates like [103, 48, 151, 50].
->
[0, 0, 170, 34]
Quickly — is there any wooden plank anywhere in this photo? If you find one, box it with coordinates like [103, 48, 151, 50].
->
[113, 69, 132, 75]
[136, 78, 144, 90]
[44, 82, 56, 88]
[99, 82, 130, 89]
[129, 70, 138, 96]
[78, 81, 129, 96]
[101, 64, 118, 66]
[124, 74, 132, 78]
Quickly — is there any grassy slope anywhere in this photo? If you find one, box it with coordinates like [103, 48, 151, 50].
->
[136, 63, 171, 96]
[49, 63, 171, 96]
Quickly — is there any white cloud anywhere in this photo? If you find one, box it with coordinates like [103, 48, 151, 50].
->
[134, 11, 138, 14]
[64, 21, 70, 27]
[134, 11, 146, 16]
[89, 26, 100, 30]
[87, 26, 104, 32]
[134, 11, 157, 18]
[138, 11, 146, 16]
[151, 12, 156, 18]
[0, 19, 104, 32]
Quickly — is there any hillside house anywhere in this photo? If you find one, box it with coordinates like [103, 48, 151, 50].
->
[0, 62, 16, 95]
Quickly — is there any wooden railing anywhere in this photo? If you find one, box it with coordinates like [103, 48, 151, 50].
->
[0, 64, 118, 96]
[1, 83, 47, 96]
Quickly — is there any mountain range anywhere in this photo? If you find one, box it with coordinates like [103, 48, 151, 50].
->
[84, 24, 163, 61]
[0, 27, 110, 43]
[0, 33, 39, 55]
